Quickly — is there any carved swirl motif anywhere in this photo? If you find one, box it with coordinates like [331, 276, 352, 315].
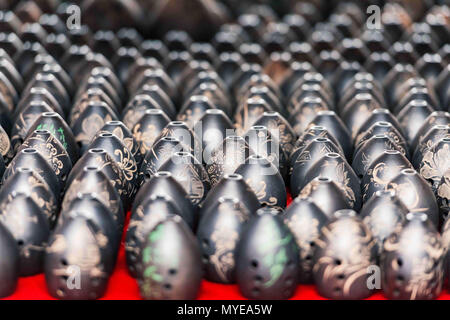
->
[383, 226, 444, 300]
[313, 220, 375, 297]
[208, 205, 248, 282]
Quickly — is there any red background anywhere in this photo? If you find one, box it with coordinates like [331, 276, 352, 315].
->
[3, 193, 449, 300]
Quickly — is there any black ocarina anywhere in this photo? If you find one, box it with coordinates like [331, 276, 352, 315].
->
[419, 137, 450, 194]
[87, 132, 138, 200]
[121, 94, 160, 131]
[365, 52, 394, 83]
[235, 97, 273, 136]
[133, 172, 195, 226]
[205, 136, 253, 186]
[71, 88, 116, 126]
[352, 134, 404, 179]
[290, 137, 343, 197]
[71, 101, 120, 153]
[354, 107, 405, 143]
[137, 84, 177, 120]
[159, 152, 210, 207]
[308, 111, 352, 160]
[235, 155, 286, 209]
[289, 125, 343, 169]
[3, 148, 60, 198]
[140, 137, 186, 183]
[67, 148, 129, 205]
[411, 111, 450, 154]
[283, 197, 328, 283]
[58, 193, 119, 275]
[288, 96, 329, 135]
[137, 217, 203, 300]
[297, 177, 351, 218]
[386, 169, 440, 228]
[397, 99, 434, 145]
[95, 120, 143, 167]
[355, 121, 408, 158]
[302, 152, 361, 211]
[0, 167, 57, 226]
[44, 216, 111, 300]
[412, 125, 449, 169]
[360, 190, 408, 256]
[199, 174, 260, 222]
[126, 194, 187, 278]
[0, 191, 50, 276]
[177, 95, 216, 129]
[62, 166, 124, 231]
[342, 93, 381, 139]
[238, 85, 281, 118]
[361, 150, 412, 203]
[26, 112, 79, 163]
[235, 207, 299, 300]
[313, 210, 377, 300]
[252, 111, 296, 155]
[10, 100, 54, 151]
[132, 109, 171, 156]
[381, 212, 445, 300]
[197, 109, 233, 157]
[437, 170, 450, 221]
[244, 125, 288, 180]
[395, 86, 439, 116]
[153, 121, 202, 162]
[197, 197, 250, 284]
[0, 221, 19, 297]
[18, 129, 72, 191]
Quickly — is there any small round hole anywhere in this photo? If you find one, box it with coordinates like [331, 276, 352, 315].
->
[254, 275, 263, 284]
[251, 260, 258, 268]
[17, 240, 24, 246]
[61, 259, 68, 266]
[168, 269, 177, 276]
[164, 283, 172, 290]
[334, 259, 342, 265]
[252, 288, 260, 296]
[397, 258, 403, 267]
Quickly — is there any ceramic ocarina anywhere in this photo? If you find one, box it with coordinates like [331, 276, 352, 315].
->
[283, 197, 328, 283]
[0, 191, 50, 276]
[381, 212, 445, 300]
[235, 207, 300, 300]
[137, 217, 203, 300]
[44, 216, 111, 300]
[197, 197, 250, 284]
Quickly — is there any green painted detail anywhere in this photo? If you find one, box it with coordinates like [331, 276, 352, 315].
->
[258, 218, 293, 288]
[141, 224, 166, 296]
[149, 224, 164, 243]
[36, 123, 68, 149]
[142, 247, 152, 264]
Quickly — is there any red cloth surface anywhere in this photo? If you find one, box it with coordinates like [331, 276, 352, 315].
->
[3, 192, 450, 300]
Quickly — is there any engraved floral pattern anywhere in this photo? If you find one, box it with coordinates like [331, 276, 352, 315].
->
[420, 143, 450, 190]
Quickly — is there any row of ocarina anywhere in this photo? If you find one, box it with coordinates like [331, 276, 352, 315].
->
[0, 1, 447, 300]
